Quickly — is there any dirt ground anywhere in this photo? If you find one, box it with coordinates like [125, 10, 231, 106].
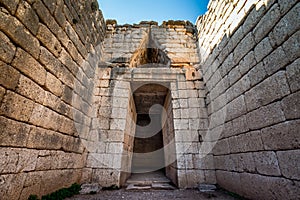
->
[66, 189, 240, 200]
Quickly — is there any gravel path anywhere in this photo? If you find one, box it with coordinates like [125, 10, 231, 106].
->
[66, 189, 240, 200]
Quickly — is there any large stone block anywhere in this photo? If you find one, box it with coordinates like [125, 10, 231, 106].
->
[286, 58, 300, 92]
[253, 151, 281, 176]
[233, 32, 256, 65]
[277, 150, 300, 180]
[0, 173, 26, 200]
[0, 91, 35, 122]
[45, 72, 63, 97]
[0, 8, 40, 59]
[0, 148, 38, 174]
[0, 0, 20, 14]
[239, 51, 256, 75]
[30, 104, 62, 131]
[253, 3, 281, 43]
[0, 61, 20, 90]
[216, 171, 242, 195]
[247, 62, 267, 87]
[239, 173, 300, 200]
[16, 75, 45, 104]
[0, 116, 30, 147]
[282, 30, 300, 63]
[0, 31, 16, 63]
[26, 127, 63, 150]
[263, 46, 289, 76]
[270, 3, 300, 47]
[37, 24, 62, 58]
[226, 95, 247, 121]
[15, 1, 39, 35]
[12, 48, 46, 86]
[92, 169, 120, 187]
[281, 90, 300, 120]
[261, 120, 300, 150]
[236, 131, 264, 152]
[254, 37, 273, 62]
[246, 102, 285, 130]
[278, 0, 298, 14]
[245, 71, 290, 111]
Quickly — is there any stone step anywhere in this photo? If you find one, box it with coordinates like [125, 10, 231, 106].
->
[151, 183, 176, 190]
[126, 184, 152, 190]
[125, 183, 176, 190]
[125, 179, 171, 186]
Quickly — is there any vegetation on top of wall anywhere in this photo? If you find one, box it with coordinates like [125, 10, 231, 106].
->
[162, 20, 194, 27]
[139, 21, 159, 26]
[91, 1, 99, 12]
[28, 183, 81, 200]
[106, 19, 118, 25]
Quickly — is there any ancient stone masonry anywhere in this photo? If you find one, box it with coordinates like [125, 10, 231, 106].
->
[0, 0, 299, 199]
[197, 0, 300, 199]
[0, 0, 105, 199]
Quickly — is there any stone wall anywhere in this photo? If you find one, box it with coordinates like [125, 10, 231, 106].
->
[196, 0, 300, 199]
[103, 22, 199, 68]
[0, 0, 105, 199]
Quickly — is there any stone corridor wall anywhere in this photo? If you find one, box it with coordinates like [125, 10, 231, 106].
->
[0, 0, 105, 199]
[197, 0, 300, 199]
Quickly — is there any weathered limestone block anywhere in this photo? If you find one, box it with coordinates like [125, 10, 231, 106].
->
[0, 8, 40, 59]
[233, 32, 256, 65]
[0, 31, 16, 63]
[247, 62, 267, 87]
[193, 154, 215, 170]
[263, 46, 289, 76]
[277, 150, 300, 180]
[270, 3, 300, 47]
[12, 48, 46, 86]
[0, 173, 26, 200]
[216, 171, 242, 195]
[0, 116, 30, 147]
[286, 58, 300, 92]
[278, 0, 298, 14]
[15, 1, 39, 35]
[0, 148, 38, 174]
[239, 51, 256, 75]
[239, 173, 300, 200]
[0, 91, 35, 122]
[175, 130, 198, 142]
[282, 30, 300, 63]
[245, 71, 290, 111]
[45, 72, 63, 97]
[174, 119, 189, 130]
[16, 75, 45, 104]
[0, 61, 20, 90]
[246, 102, 285, 130]
[177, 169, 205, 188]
[254, 37, 273, 62]
[281, 90, 300, 120]
[253, 3, 281, 43]
[26, 127, 63, 150]
[110, 118, 126, 131]
[261, 120, 300, 150]
[213, 138, 230, 156]
[226, 95, 247, 121]
[253, 151, 281, 176]
[37, 24, 62, 57]
[236, 131, 264, 152]
[92, 169, 121, 187]
[30, 104, 62, 131]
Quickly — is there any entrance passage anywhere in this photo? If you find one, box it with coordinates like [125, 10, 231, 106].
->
[131, 83, 169, 173]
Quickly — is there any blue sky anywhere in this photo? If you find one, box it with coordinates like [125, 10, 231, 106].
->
[97, 0, 210, 25]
